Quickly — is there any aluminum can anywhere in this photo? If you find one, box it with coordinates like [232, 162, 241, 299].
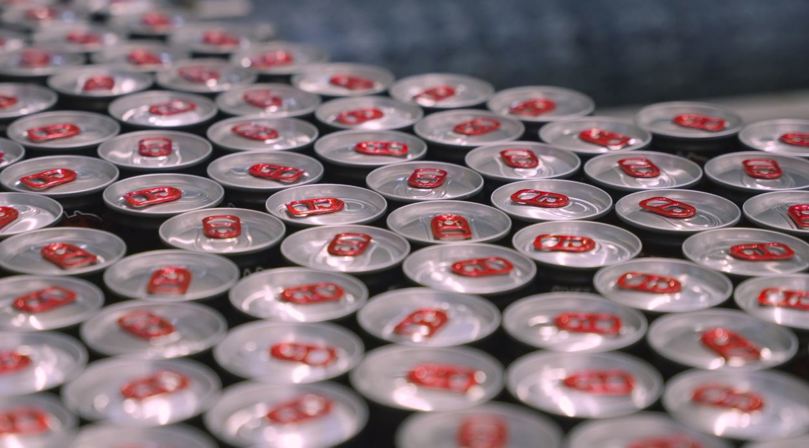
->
[168, 22, 253, 58]
[206, 115, 318, 152]
[743, 191, 809, 238]
[0, 155, 119, 202]
[0, 331, 86, 396]
[615, 189, 740, 237]
[0, 193, 62, 239]
[704, 151, 809, 196]
[0, 29, 24, 55]
[102, 173, 224, 218]
[291, 62, 394, 97]
[414, 109, 524, 161]
[7, 110, 120, 153]
[366, 160, 484, 203]
[486, 85, 595, 136]
[107, 90, 217, 130]
[635, 101, 744, 153]
[91, 41, 190, 73]
[155, 58, 256, 95]
[68, 424, 217, 448]
[110, 9, 189, 40]
[0, 139, 24, 171]
[0, 393, 76, 448]
[740, 118, 809, 158]
[266, 184, 387, 227]
[0, 84, 57, 129]
[230, 41, 329, 78]
[539, 116, 651, 156]
[0, 47, 84, 82]
[389, 73, 494, 110]
[97, 130, 212, 174]
[0, 275, 103, 332]
[46, 65, 153, 112]
[566, 412, 731, 448]
[744, 436, 809, 448]
[584, 150, 703, 192]
[734, 274, 809, 332]
[464, 141, 581, 183]
[32, 24, 122, 56]
[0, 5, 84, 32]
[215, 82, 321, 118]
[72, 0, 161, 20]
[315, 95, 423, 131]
[490, 179, 612, 222]
[386, 200, 511, 245]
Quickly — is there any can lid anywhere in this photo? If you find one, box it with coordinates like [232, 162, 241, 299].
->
[0, 29, 25, 54]
[740, 119, 809, 158]
[291, 62, 394, 97]
[734, 274, 809, 331]
[0, 331, 87, 396]
[386, 200, 511, 245]
[91, 41, 190, 73]
[156, 58, 256, 94]
[414, 109, 524, 148]
[490, 179, 613, 222]
[0, 227, 126, 276]
[8, 110, 120, 151]
[160, 207, 286, 255]
[682, 228, 809, 277]
[231, 41, 329, 76]
[357, 287, 500, 347]
[403, 243, 535, 296]
[636, 101, 743, 140]
[0, 275, 103, 332]
[487, 85, 595, 123]
[0, 192, 62, 239]
[47, 65, 153, 99]
[266, 184, 387, 227]
[214, 321, 363, 383]
[743, 436, 809, 448]
[103, 249, 240, 302]
[206, 115, 318, 152]
[566, 412, 732, 448]
[315, 129, 427, 168]
[69, 424, 217, 448]
[540, 117, 651, 155]
[743, 191, 809, 238]
[110, 9, 188, 38]
[215, 82, 322, 118]
[464, 141, 581, 181]
[107, 90, 218, 129]
[168, 22, 253, 56]
[80, 300, 227, 359]
[0, 47, 85, 78]
[584, 150, 703, 192]
[366, 161, 485, 202]
[97, 130, 212, 172]
[0, 139, 25, 173]
[616, 189, 740, 234]
[315, 95, 424, 131]
[594, 257, 733, 313]
[32, 24, 122, 55]
[663, 369, 809, 441]
[61, 357, 221, 426]
[0, 83, 57, 121]
[281, 225, 410, 274]
[207, 150, 323, 193]
[204, 381, 367, 447]
[0, 155, 119, 198]
[389, 73, 494, 109]
[103, 173, 224, 217]
[0, 5, 85, 32]
[396, 402, 563, 448]
[229, 267, 369, 321]
[350, 345, 503, 412]
[705, 151, 809, 193]
[0, 393, 77, 445]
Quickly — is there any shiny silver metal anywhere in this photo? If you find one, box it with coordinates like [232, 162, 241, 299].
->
[0, 155, 119, 198]
[0, 29, 25, 55]
[68, 424, 217, 448]
[0, 139, 24, 172]
[636, 101, 744, 140]
[414, 109, 524, 149]
[103, 173, 224, 218]
[107, 90, 217, 130]
[98, 130, 212, 172]
[386, 200, 511, 245]
[734, 274, 809, 331]
[0, 83, 57, 123]
[0, 331, 87, 396]
[32, 24, 122, 55]
[490, 179, 613, 222]
[743, 191, 809, 237]
[291, 62, 394, 97]
[7, 110, 120, 152]
[315, 96, 423, 131]
[230, 41, 329, 77]
[266, 184, 387, 227]
[705, 151, 809, 193]
[91, 41, 190, 73]
[740, 119, 809, 158]
[0, 275, 103, 332]
[110, 9, 188, 39]
[566, 412, 732, 448]
[390, 73, 494, 109]
[584, 150, 703, 191]
[315, 130, 427, 168]
[168, 22, 253, 56]
[47, 65, 153, 100]
[464, 141, 581, 182]
[616, 189, 740, 235]
[0, 47, 84, 80]
[366, 161, 484, 203]
[206, 115, 318, 152]
[0, 192, 62, 239]
[215, 83, 321, 118]
[1, 5, 84, 32]
[207, 151, 323, 194]
[743, 436, 809, 448]
[487, 85, 595, 124]
[539, 117, 651, 155]
[0, 393, 77, 448]
[155, 58, 256, 95]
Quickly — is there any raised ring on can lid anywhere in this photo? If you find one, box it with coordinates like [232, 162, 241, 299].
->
[616, 189, 740, 235]
[61, 357, 221, 427]
[0, 192, 62, 238]
[0, 227, 126, 276]
[0, 275, 104, 332]
[103, 173, 224, 217]
[266, 184, 387, 226]
[168, 23, 253, 56]
[230, 41, 329, 76]
[734, 274, 809, 331]
[315, 129, 427, 168]
[207, 151, 323, 193]
[1, 5, 85, 32]
[464, 141, 581, 181]
[390, 73, 495, 109]
[740, 119, 809, 158]
[584, 150, 703, 191]
[705, 151, 809, 193]
[291, 62, 394, 97]
[103, 249, 239, 302]
[80, 300, 227, 359]
[490, 179, 613, 222]
[403, 243, 535, 296]
[7, 110, 120, 151]
[69, 423, 217, 448]
[682, 228, 809, 277]
[357, 287, 500, 347]
[206, 115, 318, 152]
[315, 95, 424, 131]
[0, 155, 119, 198]
[414, 109, 524, 148]
[97, 130, 212, 172]
[155, 58, 257, 94]
[0, 331, 87, 396]
[91, 41, 190, 72]
[215, 82, 322, 118]
[0, 393, 77, 445]
[635, 101, 743, 140]
[663, 369, 809, 441]
[47, 65, 153, 98]
[743, 191, 809, 238]
[228, 267, 369, 321]
[32, 24, 122, 54]
[0, 46, 85, 78]
[506, 351, 662, 418]
[565, 412, 732, 448]
[486, 85, 595, 123]
[366, 160, 485, 202]
[540, 116, 651, 155]
[386, 200, 511, 245]
[107, 90, 217, 129]
[0, 83, 57, 121]
[280, 225, 410, 274]
[594, 257, 733, 313]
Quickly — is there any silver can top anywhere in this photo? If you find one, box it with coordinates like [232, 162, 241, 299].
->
[743, 191, 809, 238]
[0, 192, 62, 239]
[0, 29, 25, 54]
[566, 412, 732, 448]
[0, 393, 77, 448]
[387, 200, 511, 245]
[503, 292, 647, 353]
[107, 90, 218, 129]
[734, 274, 809, 331]
[215, 83, 322, 118]
[291, 62, 394, 97]
[281, 225, 410, 274]
[682, 228, 809, 277]
[0, 47, 84, 79]
[584, 150, 703, 191]
[366, 161, 484, 202]
[206, 115, 318, 152]
[540, 116, 651, 155]
[168, 22, 253, 56]
[315, 96, 424, 131]
[230, 41, 329, 76]
[61, 357, 221, 426]
[636, 101, 744, 140]
[403, 243, 535, 296]
[0, 139, 25, 172]
[506, 351, 662, 418]
[512, 220, 642, 270]
[490, 179, 613, 222]
[156, 58, 257, 95]
[80, 300, 227, 359]
[0, 331, 86, 396]
[315, 130, 427, 168]
[616, 189, 740, 235]
[705, 151, 809, 193]
[110, 9, 189, 38]
[743, 436, 809, 448]
[594, 257, 734, 313]
[103, 173, 224, 217]
[229, 267, 368, 322]
[464, 141, 581, 182]
[32, 24, 122, 55]
[47, 65, 153, 99]
[357, 287, 500, 347]
[91, 41, 190, 73]
[7, 110, 120, 151]
[97, 130, 212, 172]
[739, 119, 809, 158]
[266, 184, 387, 227]
[389, 73, 495, 109]
[207, 150, 323, 193]
[486, 85, 595, 124]
[103, 249, 240, 302]
[0, 5, 85, 32]
[414, 109, 524, 148]
[68, 424, 217, 448]
[0, 155, 119, 198]
[0, 83, 57, 122]
[0, 275, 103, 332]
[0, 227, 126, 276]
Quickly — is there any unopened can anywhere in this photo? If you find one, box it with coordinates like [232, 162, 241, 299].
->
[389, 73, 495, 110]
[91, 41, 190, 72]
[0, 5, 84, 32]
[0, 139, 25, 171]
[266, 184, 387, 227]
[539, 117, 651, 157]
[206, 115, 318, 153]
[97, 130, 212, 175]
[490, 179, 612, 222]
[414, 109, 524, 162]
[32, 24, 122, 56]
[215, 82, 321, 118]
[566, 412, 731, 448]
[230, 41, 329, 79]
[734, 274, 809, 332]
[0, 331, 87, 395]
[584, 150, 703, 193]
[743, 436, 809, 448]
[155, 58, 256, 95]
[107, 90, 218, 131]
[102, 173, 224, 219]
[0, 275, 103, 332]
[387, 200, 511, 245]
[315, 96, 424, 132]
[464, 141, 581, 184]
[487, 85, 595, 135]
[743, 191, 809, 238]
[0, 83, 57, 130]
[0, 47, 84, 83]
[168, 22, 253, 58]
[0, 192, 62, 239]
[0, 29, 24, 55]
[46, 65, 153, 112]
[366, 160, 485, 203]
[110, 9, 188, 40]
[635, 101, 743, 154]
[291, 62, 394, 97]
[740, 119, 809, 158]
[704, 151, 809, 202]
[7, 110, 120, 154]
[0, 393, 77, 448]
[68, 424, 217, 448]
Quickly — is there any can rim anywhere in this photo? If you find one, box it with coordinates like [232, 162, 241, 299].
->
[0, 83, 58, 120]
[0, 192, 63, 238]
[486, 85, 596, 123]
[704, 151, 809, 192]
[46, 65, 154, 98]
[539, 116, 652, 155]
[583, 150, 703, 192]
[742, 191, 809, 237]
[214, 82, 322, 118]
[229, 41, 330, 75]
[266, 183, 388, 227]
[733, 274, 809, 330]
[386, 200, 512, 245]
[739, 118, 809, 157]
[0, 155, 120, 198]
[389, 72, 495, 109]
[615, 189, 741, 234]
[413, 109, 525, 148]
[314, 129, 428, 168]
[107, 90, 218, 128]
[490, 179, 613, 222]
[206, 114, 319, 152]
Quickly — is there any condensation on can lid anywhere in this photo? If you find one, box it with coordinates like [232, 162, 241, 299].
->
[155, 58, 257, 94]
[69, 424, 217, 448]
[291, 62, 394, 97]
[0, 155, 119, 198]
[315, 129, 427, 168]
[207, 150, 323, 193]
[743, 191, 809, 238]
[32, 24, 122, 54]
[266, 184, 387, 227]
[616, 189, 740, 235]
[47, 65, 153, 98]
[0, 47, 85, 78]
[464, 141, 581, 182]
[0, 393, 77, 445]
[91, 41, 190, 73]
[734, 274, 809, 331]
[635, 101, 743, 140]
[386, 200, 511, 245]
[740, 119, 809, 158]
[7, 110, 120, 151]
[0, 192, 62, 238]
[0, 83, 57, 121]
[103, 173, 224, 217]
[414, 109, 524, 148]
[98, 130, 212, 172]
[487, 85, 595, 124]
[366, 161, 485, 203]
[584, 150, 703, 192]
[230, 41, 329, 76]
[215, 82, 322, 118]
[705, 151, 809, 193]
[0, 275, 103, 332]
[0, 331, 87, 396]
[490, 179, 612, 222]
[315, 95, 424, 131]
[566, 412, 732, 448]
[389, 73, 495, 109]
[206, 115, 318, 152]
[107, 90, 217, 129]
[539, 116, 651, 155]
[168, 22, 253, 56]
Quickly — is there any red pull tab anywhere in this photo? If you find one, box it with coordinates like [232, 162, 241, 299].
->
[285, 197, 345, 217]
[510, 189, 570, 208]
[249, 163, 304, 183]
[617, 272, 682, 294]
[618, 157, 661, 178]
[0, 351, 31, 374]
[127, 48, 163, 66]
[66, 31, 101, 45]
[202, 29, 239, 47]
[335, 107, 384, 126]
[453, 117, 501, 136]
[579, 128, 632, 150]
[141, 12, 172, 29]
[231, 123, 279, 141]
[508, 98, 556, 117]
[24, 6, 56, 22]
[729, 242, 794, 261]
[250, 50, 294, 68]
[243, 89, 284, 109]
[393, 308, 449, 339]
[758, 287, 809, 311]
[562, 370, 635, 395]
[407, 168, 447, 189]
[19, 168, 77, 190]
[26, 123, 80, 143]
[413, 85, 456, 103]
[329, 74, 375, 91]
[149, 99, 197, 116]
[407, 364, 481, 394]
[691, 384, 764, 412]
[0, 408, 50, 435]
[138, 137, 173, 157]
[672, 114, 727, 132]
[431, 214, 472, 241]
[123, 186, 182, 208]
[780, 132, 809, 147]
[19, 49, 51, 68]
[117, 310, 176, 340]
[41, 243, 98, 270]
[120, 370, 189, 400]
[0, 206, 19, 229]
[701, 327, 761, 362]
[269, 342, 338, 367]
[0, 94, 18, 109]
[639, 197, 697, 219]
[327, 232, 372, 256]
[147, 266, 191, 295]
[451, 257, 513, 277]
[354, 140, 409, 156]
[499, 149, 539, 169]
[266, 394, 333, 424]
[742, 159, 782, 180]
[533, 234, 596, 253]
[178, 66, 220, 84]
[457, 415, 509, 448]
[202, 215, 241, 239]
[13, 286, 76, 314]
[628, 436, 703, 448]
[788, 204, 809, 229]
[280, 282, 345, 305]
[554, 312, 622, 336]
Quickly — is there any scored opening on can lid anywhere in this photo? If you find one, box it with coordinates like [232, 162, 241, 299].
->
[490, 179, 613, 222]
[291, 62, 394, 97]
[486, 85, 595, 124]
[464, 141, 581, 182]
[103, 173, 224, 217]
[366, 160, 485, 203]
[704, 151, 809, 193]
[107, 90, 218, 129]
[387, 200, 512, 245]
[734, 274, 809, 331]
[739, 119, 809, 158]
[635, 101, 744, 140]
[206, 115, 318, 152]
[743, 191, 809, 238]
[215, 82, 322, 118]
[539, 116, 651, 155]
[230, 41, 329, 76]
[615, 189, 740, 235]
[584, 150, 703, 192]
[390, 73, 495, 109]
[0, 192, 62, 238]
[315, 96, 424, 131]
[7, 110, 120, 151]
[266, 184, 387, 227]
[414, 109, 524, 148]
[0, 155, 119, 198]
